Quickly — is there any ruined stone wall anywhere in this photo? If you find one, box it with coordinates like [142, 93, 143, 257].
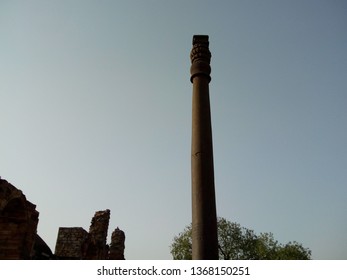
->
[54, 227, 88, 259]
[82, 209, 110, 260]
[0, 178, 39, 259]
[54, 209, 125, 260]
[109, 227, 125, 260]
[0, 177, 126, 260]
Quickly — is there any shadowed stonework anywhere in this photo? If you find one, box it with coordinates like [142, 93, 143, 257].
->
[54, 209, 125, 260]
[0, 178, 52, 259]
[54, 227, 88, 259]
[0, 178, 39, 259]
[109, 227, 126, 260]
[0, 177, 125, 260]
[82, 209, 110, 259]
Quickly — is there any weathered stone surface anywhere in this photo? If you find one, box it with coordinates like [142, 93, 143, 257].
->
[0, 177, 125, 260]
[82, 209, 110, 259]
[54, 227, 88, 259]
[54, 209, 125, 260]
[109, 227, 125, 260]
[0, 178, 39, 259]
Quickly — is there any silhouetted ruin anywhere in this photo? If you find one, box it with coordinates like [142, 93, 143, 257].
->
[109, 227, 126, 260]
[0, 177, 125, 260]
[55, 209, 125, 260]
[0, 178, 41, 259]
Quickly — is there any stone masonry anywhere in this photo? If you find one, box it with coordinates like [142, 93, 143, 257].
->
[82, 209, 110, 259]
[0, 178, 39, 259]
[54, 227, 88, 259]
[0, 177, 125, 260]
[109, 227, 126, 260]
[55, 209, 125, 259]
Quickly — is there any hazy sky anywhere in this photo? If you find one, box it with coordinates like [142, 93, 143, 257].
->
[1, 0, 346, 259]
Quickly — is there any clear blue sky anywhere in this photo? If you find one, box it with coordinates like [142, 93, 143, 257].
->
[1, 0, 346, 259]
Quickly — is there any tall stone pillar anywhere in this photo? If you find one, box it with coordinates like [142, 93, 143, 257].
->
[190, 35, 218, 260]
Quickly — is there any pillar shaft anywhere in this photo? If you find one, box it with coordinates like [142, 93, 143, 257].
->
[190, 35, 218, 260]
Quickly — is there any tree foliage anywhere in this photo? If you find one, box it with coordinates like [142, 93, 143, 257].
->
[170, 217, 311, 260]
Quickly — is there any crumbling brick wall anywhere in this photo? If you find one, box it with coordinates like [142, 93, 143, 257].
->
[0, 178, 39, 259]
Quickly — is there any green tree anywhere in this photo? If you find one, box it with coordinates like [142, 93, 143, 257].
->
[170, 217, 311, 260]
[170, 224, 192, 260]
[217, 218, 258, 260]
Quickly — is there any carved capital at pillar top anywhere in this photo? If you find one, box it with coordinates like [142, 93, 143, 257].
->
[190, 35, 211, 64]
[190, 35, 211, 83]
